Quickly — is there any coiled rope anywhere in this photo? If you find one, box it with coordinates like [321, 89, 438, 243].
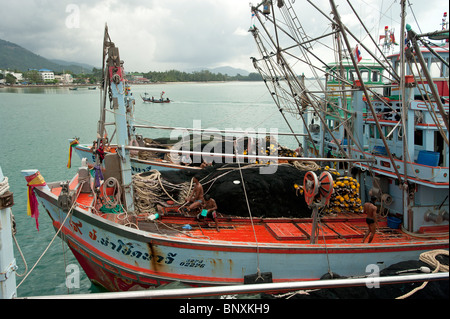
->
[0, 176, 10, 195]
[396, 249, 449, 299]
[292, 161, 321, 171]
[133, 170, 192, 214]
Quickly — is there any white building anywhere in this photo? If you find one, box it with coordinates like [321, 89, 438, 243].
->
[0, 69, 23, 83]
[55, 73, 73, 84]
[39, 69, 55, 81]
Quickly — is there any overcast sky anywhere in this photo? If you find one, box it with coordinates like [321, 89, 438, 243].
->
[0, 0, 448, 73]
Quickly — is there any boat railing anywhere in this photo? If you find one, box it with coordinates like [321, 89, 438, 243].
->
[131, 124, 308, 137]
[351, 148, 449, 185]
[124, 145, 376, 164]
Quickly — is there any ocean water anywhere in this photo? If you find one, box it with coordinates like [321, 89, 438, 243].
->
[0, 81, 302, 297]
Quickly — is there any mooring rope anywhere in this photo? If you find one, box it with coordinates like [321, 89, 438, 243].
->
[0, 176, 10, 195]
[396, 249, 449, 299]
[15, 183, 83, 290]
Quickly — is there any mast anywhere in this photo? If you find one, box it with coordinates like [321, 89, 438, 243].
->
[103, 27, 135, 213]
[399, 0, 412, 231]
[98, 25, 111, 146]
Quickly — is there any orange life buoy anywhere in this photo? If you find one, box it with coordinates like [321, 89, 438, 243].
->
[318, 171, 334, 205]
[303, 171, 319, 205]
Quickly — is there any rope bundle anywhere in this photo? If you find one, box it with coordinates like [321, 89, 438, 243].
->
[133, 170, 192, 214]
[0, 176, 10, 196]
[396, 249, 449, 299]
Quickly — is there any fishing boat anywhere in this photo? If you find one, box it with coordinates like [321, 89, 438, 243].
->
[69, 130, 301, 175]
[141, 92, 171, 103]
[23, 0, 448, 294]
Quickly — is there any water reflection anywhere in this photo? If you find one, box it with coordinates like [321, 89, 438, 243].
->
[0, 85, 97, 94]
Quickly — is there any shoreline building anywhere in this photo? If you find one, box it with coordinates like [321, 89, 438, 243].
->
[39, 69, 55, 82]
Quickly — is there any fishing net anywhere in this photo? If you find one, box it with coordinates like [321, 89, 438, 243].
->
[133, 163, 319, 217]
[133, 162, 364, 218]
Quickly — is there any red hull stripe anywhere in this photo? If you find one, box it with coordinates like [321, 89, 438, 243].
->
[55, 221, 241, 284]
[54, 220, 447, 286]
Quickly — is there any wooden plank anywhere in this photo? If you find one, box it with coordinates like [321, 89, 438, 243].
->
[296, 223, 338, 239]
[325, 222, 364, 238]
[266, 223, 309, 240]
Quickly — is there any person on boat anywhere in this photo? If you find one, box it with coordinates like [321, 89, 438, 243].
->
[196, 194, 219, 232]
[91, 139, 105, 164]
[185, 176, 204, 213]
[200, 158, 213, 168]
[362, 197, 378, 243]
[181, 154, 192, 166]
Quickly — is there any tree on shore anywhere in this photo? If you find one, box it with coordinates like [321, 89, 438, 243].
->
[5, 73, 17, 85]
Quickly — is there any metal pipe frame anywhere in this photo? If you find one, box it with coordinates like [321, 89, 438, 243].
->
[124, 145, 376, 163]
[21, 272, 449, 299]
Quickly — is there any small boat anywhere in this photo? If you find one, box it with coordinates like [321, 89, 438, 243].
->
[141, 92, 171, 103]
[88, 87, 97, 90]
[68, 87, 78, 91]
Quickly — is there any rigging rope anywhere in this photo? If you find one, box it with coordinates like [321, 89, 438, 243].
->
[15, 182, 84, 290]
[234, 142, 262, 280]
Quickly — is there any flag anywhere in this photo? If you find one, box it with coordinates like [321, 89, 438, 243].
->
[25, 171, 47, 231]
[67, 138, 79, 169]
[353, 45, 362, 63]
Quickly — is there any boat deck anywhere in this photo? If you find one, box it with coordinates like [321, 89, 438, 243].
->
[133, 213, 444, 245]
[51, 176, 449, 246]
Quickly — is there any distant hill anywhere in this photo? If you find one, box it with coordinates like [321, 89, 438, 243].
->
[185, 66, 250, 76]
[50, 59, 96, 73]
[0, 38, 94, 74]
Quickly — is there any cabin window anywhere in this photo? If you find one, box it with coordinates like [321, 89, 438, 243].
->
[349, 70, 356, 82]
[393, 61, 399, 75]
[372, 71, 379, 82]
[386, 126, 394, 140]
[446, 57, 449, 77]
[410, 61, 424, 77]
[369, 124, 375, 138]
[397, 127, 403, 141]
[360, 70, 369, 82]
[414, 129, 423, 146]
[430, 57, 443, 78]
[435, 131, 444, 165]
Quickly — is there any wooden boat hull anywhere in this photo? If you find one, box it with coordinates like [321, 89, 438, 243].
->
[35, 180, 448, 292]
[142, 98, 171, 103]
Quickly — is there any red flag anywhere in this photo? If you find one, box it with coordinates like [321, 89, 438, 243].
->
[353, 45, 362, 63]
